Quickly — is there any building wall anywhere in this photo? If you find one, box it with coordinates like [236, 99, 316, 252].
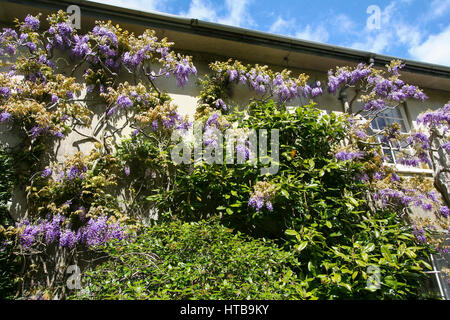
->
[1, 19, 450, 219]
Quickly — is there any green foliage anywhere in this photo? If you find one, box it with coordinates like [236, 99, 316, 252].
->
[70, 219, 314, 300]
[284, 209, 433, 299]
[0, 144, 17, 299]
[144, 100, 434, 299]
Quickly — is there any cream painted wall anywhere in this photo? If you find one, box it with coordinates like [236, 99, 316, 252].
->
[1, 44, 450, 219]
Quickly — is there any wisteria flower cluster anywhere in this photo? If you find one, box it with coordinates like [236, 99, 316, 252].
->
[17, 215, 126, 250]
[197, 59, 321, 114]
[0, 11, 197, 147]
[216, 60, 321, 102]
[327, 60, 427, 113]
[248, 181, 277, 212]
[202, 111, 231, 148]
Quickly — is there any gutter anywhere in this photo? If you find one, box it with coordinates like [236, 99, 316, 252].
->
[2, 0, 450, 79]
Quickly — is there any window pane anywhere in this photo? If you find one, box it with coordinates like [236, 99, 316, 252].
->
[383, 148, 395, 163]
[377, 117, 386, 129]
[371, 119, 379, 130]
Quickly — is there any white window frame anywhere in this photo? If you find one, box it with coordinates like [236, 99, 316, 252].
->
[369, 104, 433, 174]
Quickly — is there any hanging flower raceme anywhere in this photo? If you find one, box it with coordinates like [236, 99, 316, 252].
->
[207, 59, 321, 107]
[328, 60, 427, 114]
[173, 58, 197, 87]
[16, 215, 127, 250]
[334, 150, 365, 161]
[248, 181, 277, 212]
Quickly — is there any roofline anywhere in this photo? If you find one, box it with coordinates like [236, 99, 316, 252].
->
[2, 0, 450, 79]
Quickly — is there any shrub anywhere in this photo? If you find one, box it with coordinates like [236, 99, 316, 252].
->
[70, 219, 315, 300]
[0, 144, 17, 299]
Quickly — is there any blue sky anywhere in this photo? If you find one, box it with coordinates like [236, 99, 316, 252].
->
[92, 0, 450, 66]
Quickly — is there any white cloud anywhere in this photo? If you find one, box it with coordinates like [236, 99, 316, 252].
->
[268, 16, 329, 43]
[268, 17, 295, 34]
[430, 0, 450, 17]
[218, 0, 254, 27]
[349, 1, 425, 55]
[181, 0, 253, 28]
[332, 14, 356, 34]
[295, 25, 329, 43]
[351, 32, 391, 53]
[91, 0, 164, 12]
[409, 25, 450, 66]
[182, 0, 218, 22]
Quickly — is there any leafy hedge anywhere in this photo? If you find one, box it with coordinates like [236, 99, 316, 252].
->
[69, 101, 436, 300]
[0, 144, 17, 299]
[70, 219, 312, 300]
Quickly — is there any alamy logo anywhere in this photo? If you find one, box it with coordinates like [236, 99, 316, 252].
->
[66, 264, 82, 290]
[171, 123, 279, 175]
[366, 265, 381, 291]
[67, 5, 81, 30]
[366, 5, 381, 30]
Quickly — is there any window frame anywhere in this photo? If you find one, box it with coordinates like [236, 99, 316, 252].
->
[368, 104, 432, 174]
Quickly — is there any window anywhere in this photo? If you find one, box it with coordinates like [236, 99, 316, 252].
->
[369, 106, 410, 164]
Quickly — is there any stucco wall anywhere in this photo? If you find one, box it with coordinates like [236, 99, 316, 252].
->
[1, 21, 450, 219]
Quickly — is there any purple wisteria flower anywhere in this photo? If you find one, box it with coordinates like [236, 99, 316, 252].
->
[17, 215, 127, 250]
[173, 59, 197, 87]
[215, 99, 227, 111]
[398, 157, 420, 167]
[67, 166, 87, 181]
[66, 91, 74, 99]
[311, 81, 323, 97]
[92, 26, 118, 45]
[59, 230, 76, 248]
[355, 130, 367, 139]
[248, 181, 276, 212]
[374, 172, 384, 180]
[124, 166, 130, 176]
[440, 206, 449, 218]
[41, 168, 52, 178]
[227, 69, 238, 82]
[162, 113, 182, 129]
[51, 94, 59, 104]
[417, 104, 450, 127]
[442, 142, 450, 153]
[206, 113, 220, 127]
[335, 151, 364, 161]
[44, 215, 64, 243]
[116, 95, 133, 109]
[71, 34, 91, 58]
[236, 142, 250, 161]
[176, 121, 191, 130]
[0, 87, 10, 99]
[0, 111, 11, 123]
[53, 131, 65, 138]
[23, 15, 40, 31]
[412, 226, 427, 243]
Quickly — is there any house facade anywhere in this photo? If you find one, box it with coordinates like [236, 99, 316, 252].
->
[1, 0, 449, 298]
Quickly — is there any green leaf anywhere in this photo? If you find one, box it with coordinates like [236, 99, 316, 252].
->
[285, 229, 298, 236]
[361, 252, 368, 262]
[364, 243, 375, 253]
[295, 241, 308, 252]
[421, 261, 432, 270]
[281, 189, 290, 199]
[341, 283, 352, 292]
